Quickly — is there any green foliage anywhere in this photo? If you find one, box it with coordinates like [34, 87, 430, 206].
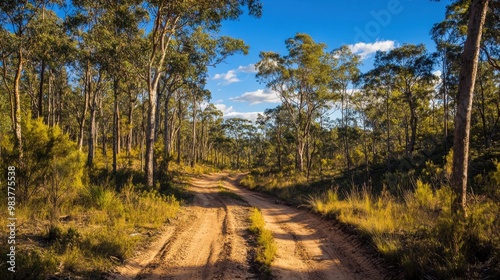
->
[240, 174, 257, 189]
[82, 184, 121, 211]
[249, 207, 266, 233]
[413, 180, 437, 210]
[0, 248, 58, 280]
[300, 175, 499, 278]
[1, 117, 84, 221]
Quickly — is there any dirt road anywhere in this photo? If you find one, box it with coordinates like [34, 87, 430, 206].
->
[108, 173, 388, 280]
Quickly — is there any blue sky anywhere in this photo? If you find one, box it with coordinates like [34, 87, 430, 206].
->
[204, 0, 450, 121]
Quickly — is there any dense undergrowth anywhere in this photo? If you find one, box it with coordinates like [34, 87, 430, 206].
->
[0, 118, 189, 279]
[240, 164, 500, 279]
[0, 177, 181, 279]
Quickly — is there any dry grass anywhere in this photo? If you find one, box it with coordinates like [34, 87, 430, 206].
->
[249, 208, 277, 268]
[0, 180, 180, 280]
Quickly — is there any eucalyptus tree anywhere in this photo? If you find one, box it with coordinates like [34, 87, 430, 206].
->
[363, 56, 396, 167]
[431, 18, 462, 146]
[222, 118, 254, 169]
[329, 45, 361, 172]
[431, 0, 494, 217]
[451, 0, 490, 218]
[0, 0, 59, 158]
[373, 44, 436, 156]
[473, 60, 500, 149]
[256, 33, 331, 172]
[93, 0, 144, 175]
[257, 105, 291, 171]
[177, 28, 248, 167]
[142, 0, 261, 187]
[199, 103, 223, 162]
[25, 7, 75, 122]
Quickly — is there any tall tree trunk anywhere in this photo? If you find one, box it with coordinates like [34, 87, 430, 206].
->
[38, 59, 45, 118]
[113, 79, 119, 175]
[386, 87, 391, 169]
[87, 105, 96, 167]
[477, 65, 490, 148]
[277, 124, 282, 172]
[191, 95, 197, 167]
[177, 97, 182, 164]
[11, 49, 23, 159]
[163, 93, 170, 171]
[451, 0, 489, 218]
[127, 90, 134, 155]
[442, 53, 449, 150]
[78, 65, 90, 151]
[145, 90, 157, 188]
[409, 102, 418, 155]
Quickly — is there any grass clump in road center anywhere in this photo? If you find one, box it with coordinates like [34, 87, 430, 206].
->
[217, 180, 247, 202]
[249, 208, 277, 270]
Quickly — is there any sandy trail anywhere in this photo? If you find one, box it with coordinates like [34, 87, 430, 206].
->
[108, 173, 388, 280]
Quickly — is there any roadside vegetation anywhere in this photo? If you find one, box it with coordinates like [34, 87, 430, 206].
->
[240, 161, 500, 279]
[1, 0, 500, 279]
[248, 208, 277, 274]
[0, 118, 182, 279]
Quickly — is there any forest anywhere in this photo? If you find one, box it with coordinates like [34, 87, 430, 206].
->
[1, 0, 500, 279]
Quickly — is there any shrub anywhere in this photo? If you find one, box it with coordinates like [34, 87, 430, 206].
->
[82, 184, 121, 211]
[0, 248, 58, 280]
[3, 117, 84, 221]
[240, 174, 256, 189]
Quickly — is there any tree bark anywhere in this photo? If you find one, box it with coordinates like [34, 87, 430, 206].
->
[38, 59, 45, 118]
[12, 49, 23, 159]
[145, 87, 157, 188]
[451, 0, 489, 218]
[191, 93, 197, 167]
[177, 97, 182, 164]
[78, 64, 90, 151]
[127, 90, 135, 155]
[113, 79, 119, 175]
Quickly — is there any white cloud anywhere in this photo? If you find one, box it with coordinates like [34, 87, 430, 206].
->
[229, 89, 280, 105]
[237, 64, 257, 73]
[213, 70, 240, 85]
[214, 103, 261, 122]
[348, 40, 396, 59]
[213, 64, 257, 85]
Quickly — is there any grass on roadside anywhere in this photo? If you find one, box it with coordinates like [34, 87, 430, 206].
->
[243, 170, 500, 279]
[0, 181, 181, 280]
[249, 208, 277, 271]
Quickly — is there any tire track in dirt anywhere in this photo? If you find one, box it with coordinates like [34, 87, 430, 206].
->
[109, 173, 388, 280]
[108, 174, 254, 280]
[222, 173, 388, 280]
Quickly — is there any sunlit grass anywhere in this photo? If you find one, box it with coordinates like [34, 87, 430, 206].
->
[249, 208, 277, 269]
[244, 170, 500, 278]
[0, 179, 180, 279]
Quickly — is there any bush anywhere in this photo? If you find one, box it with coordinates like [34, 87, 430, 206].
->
[2, 117, 84, 221]
[82, 184, 121, 211]
[0, 248, 58, 280]
[240, 174, 256, 189]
